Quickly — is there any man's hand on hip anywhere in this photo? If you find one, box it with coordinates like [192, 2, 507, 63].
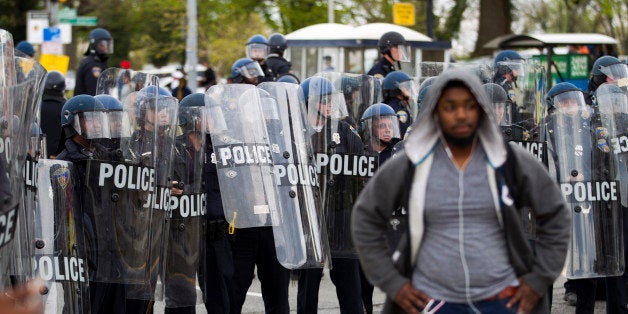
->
[394, 282, 431, 314]
[506, 279, 540, 313]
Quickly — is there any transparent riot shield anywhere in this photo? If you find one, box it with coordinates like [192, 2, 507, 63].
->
[96, 67, 159, 99]
[126, 87, 179, 302]
[207, 84, 279, 229]
[316, 72, 380, 131]
[596, 83, 628, 208]
[0, 30, 45, 288]
[19, 56, 47, 288]
[163, 97, 205, 308]
[415, 61, 450, 84]
[35, 159, 90, 313]
[306, 76, 373, 259]
[548, 105, 623, 278]
[78, 88, 156, 287]
[495, 60, 548, 163]
[258, 82, 330, 269]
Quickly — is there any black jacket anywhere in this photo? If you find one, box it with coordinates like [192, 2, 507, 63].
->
[264, 54, 291, 81]
[40, 92, 66, 158]
[367, 57, 396, 78]
[74, 54, 108, 96]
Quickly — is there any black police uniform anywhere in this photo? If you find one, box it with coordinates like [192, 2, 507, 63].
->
[198, 136, 236, 314]
[385, 97, 412, 139]
[298, 119, 365, 314]
[367, 57, 396, 78]
[40, 91, 65, 158]
[264, 54, 291, 82]
[75, 54, 108, 96]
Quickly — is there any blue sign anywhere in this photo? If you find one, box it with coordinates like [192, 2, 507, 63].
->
[43, 27, 61, 42]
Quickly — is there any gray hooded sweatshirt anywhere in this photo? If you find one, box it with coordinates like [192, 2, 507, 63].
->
[351, 68, 570, 313]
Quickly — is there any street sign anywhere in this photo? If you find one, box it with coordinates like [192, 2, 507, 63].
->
[57, 7, 77, 20]
[39, 53, 70, 74]
[393, 3, 415, 26]
[59, 16, 98, 26]
[43, 27, 61, 42]
[27, 10, 50, 44]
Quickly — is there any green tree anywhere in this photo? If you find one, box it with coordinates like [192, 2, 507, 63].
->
[0, 0, 41, 43]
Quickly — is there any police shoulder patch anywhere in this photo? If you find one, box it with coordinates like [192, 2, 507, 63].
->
[397, 110, 408, 124]
[91, 66, 102, 78]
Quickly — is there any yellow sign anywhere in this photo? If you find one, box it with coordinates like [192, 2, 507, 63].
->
[39, 54, 70, 74]
[393, 3, 416, 26]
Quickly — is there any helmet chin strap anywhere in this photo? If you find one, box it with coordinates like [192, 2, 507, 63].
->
[378, 138, 390, 146]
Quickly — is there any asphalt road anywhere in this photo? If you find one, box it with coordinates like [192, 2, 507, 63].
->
[154, 272, 606, 313]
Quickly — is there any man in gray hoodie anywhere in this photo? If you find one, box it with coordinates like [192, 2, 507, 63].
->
[351, 68, 570, 314]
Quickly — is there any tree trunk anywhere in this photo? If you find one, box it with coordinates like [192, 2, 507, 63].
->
[472, 0, 512, 57]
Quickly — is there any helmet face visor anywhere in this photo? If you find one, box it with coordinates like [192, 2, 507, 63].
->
[74, 111, 110, 139]
[391, 45, 409, 62]
[496, 59, 525, 79]
[246, 43, 268, 60]
[364, 114, 401, 143]
[239, 61, 264, 79]
[600, 63, 628, 82]
[107, 111, 132, 138]
[95, 39, 114, 54]
[551, 90, 587, 114]
[308, 92, 347, 120]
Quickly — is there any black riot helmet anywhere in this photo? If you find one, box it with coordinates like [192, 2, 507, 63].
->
[378, 31, 408, 62]
[44, 70, 66, 93]
[267, 33, 287, 55]
[86, 27, 113, 56]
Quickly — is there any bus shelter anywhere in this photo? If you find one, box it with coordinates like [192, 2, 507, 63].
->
[285, 23, 451, 80]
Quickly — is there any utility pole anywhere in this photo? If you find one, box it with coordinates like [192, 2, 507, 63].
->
[185, 0, 198, 91]
[426, 0, 434, 39]
[328, 0, 334, 23]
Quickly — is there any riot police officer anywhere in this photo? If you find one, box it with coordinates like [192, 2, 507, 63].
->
[55, 95, 122, 313]
[367, 31, 408, 78]
[163, 93, 208, 314]
[382, 71, 417, 138]
[75, 28, 113, 96]
[180, 93, 235, 314]
[546, 82, 622, 313]
[223, 73, 291, 313]
[492, 50, 524, 104]
[40, 71, 66, 158]
[586, 56, 628, 313]
[228, 57, 265, 85]
[264, 33, 292, 81]
[587, 55, 628, 104]
[297, 76, 366, 314]
[358, 103, 401, 313]
[246, 34, 268, 63]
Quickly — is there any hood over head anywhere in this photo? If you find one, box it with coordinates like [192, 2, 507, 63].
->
[404, 68, 507, 167]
